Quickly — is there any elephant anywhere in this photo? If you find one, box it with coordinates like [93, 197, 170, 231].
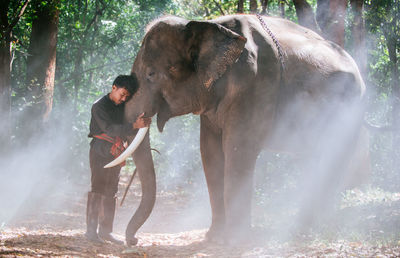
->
[107, 14, 369, 245]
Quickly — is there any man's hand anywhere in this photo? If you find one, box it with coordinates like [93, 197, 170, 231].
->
[133, 113, 152, 129]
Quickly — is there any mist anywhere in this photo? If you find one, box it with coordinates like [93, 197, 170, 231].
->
[118, 72, 379, 244]
[0, 105, 89, 229]
[1, 2, 399, 256]
[0, 45, 389, 237]
[1, 76, 396, 244]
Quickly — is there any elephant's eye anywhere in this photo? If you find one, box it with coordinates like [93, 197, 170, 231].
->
[169, 66, 179, 78]
[147, 71, 156, 83]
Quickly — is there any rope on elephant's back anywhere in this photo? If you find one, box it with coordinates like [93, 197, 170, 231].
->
[255, 13, 286, 71]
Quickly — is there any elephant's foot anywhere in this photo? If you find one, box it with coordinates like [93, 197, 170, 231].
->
[204, 226, 225, 245]
[85, 232, 105, 244]
[126, 236, 138, 246]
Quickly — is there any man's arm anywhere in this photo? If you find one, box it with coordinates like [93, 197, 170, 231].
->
[92, 104, 137, 137]
[92, 106, 151, 137]
[133, 113, 152, 129]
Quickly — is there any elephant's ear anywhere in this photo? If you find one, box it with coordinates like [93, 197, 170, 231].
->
[185, 21, 247, 90]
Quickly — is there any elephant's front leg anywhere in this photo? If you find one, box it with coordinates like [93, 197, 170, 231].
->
[200, 115, 225, 242]
[223, 134, 259, 244]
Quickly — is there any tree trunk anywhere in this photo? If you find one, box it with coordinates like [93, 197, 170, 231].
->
[0, 35, 12, 150]
[237, 0, 244, 13]
[292, 0, 320, 32]
[261, 0, 269, 14]
[316, 0, 330, 33]
[250, 0, 257, 13]
[317, 0, 347, 47]
[329, 0, 347, 47]
[350, 0, 366, 77]
[0, 0, 30, 149]
[25, 0, 59, 128]
[386, 33, 400, 182]
[0, 1, 11, 141]
[280, 0, 286, 18]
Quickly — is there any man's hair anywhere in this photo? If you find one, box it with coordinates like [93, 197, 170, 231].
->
[112, 74, 139, 95]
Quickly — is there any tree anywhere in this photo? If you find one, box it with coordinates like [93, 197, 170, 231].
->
[366, 0, 399, 178]
[292, 0, 320, 32]
[0, 0, 30, 149]
[237, 0, 244, 13]
[280, 0, 286, 17]
[25, 0, 59, 131]
[350, 0, 366, 76]
[261, 0, 269, 14]
[70, 0, 107, 114]
[316, 0, 347, 47]
[250, 0, 258, 13]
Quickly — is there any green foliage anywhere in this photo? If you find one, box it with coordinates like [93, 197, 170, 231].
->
[365, 0, 399, 85]
[166, 0, 235, 19]
[168, 0, 299, 21]
[363, 0, 400, 190]
[10, 0, 177, 180]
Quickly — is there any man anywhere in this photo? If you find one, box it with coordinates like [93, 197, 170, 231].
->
[86, 74, 151, 244]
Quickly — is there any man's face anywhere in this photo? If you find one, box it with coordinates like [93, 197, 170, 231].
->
[110, 85, 131, 105]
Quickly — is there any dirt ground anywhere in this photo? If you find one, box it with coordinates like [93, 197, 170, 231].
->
[1, 174, 400, 257]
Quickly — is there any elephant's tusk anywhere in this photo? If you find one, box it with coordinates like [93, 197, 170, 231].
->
[104, 127, 149, 168]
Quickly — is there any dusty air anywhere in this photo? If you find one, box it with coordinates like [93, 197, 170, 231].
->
[0, 0, 399, 257]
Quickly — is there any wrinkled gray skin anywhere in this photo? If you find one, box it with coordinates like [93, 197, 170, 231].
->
[124, 14, 368, 245]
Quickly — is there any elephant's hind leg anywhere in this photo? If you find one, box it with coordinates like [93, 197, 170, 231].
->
[223, 135, 260, 245]
[200, 115, 225, 243]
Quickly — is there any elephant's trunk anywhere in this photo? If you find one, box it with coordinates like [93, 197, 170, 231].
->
[125, 132, 156, 246]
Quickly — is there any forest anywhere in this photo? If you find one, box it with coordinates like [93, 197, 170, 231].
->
[0, 0, 399, 257]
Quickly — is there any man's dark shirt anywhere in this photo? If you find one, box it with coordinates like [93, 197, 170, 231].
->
[88, 94, 137, 158]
